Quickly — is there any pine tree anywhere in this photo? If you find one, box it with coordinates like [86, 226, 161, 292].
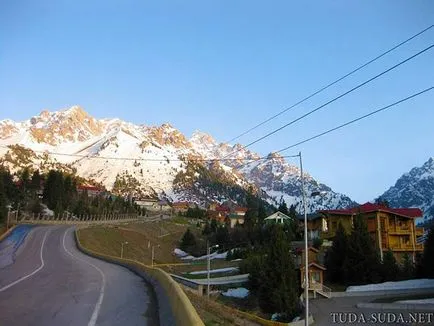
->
[325, 222, 348, 284]
[180, 228, 196, 252]
[30, 170, 41, 192]
[256, 225, 299, 320]
[381, 250, 399, 281]
[400, 253, 415, 280]
[344, 215, 382, 285]
[421, 225, 434, 278]
[278, 198, 289, 215]
[0, 177, 8, 223]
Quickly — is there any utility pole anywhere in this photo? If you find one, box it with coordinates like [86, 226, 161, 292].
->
[299, 151, 309, 326]
[121, 241, 128, 259]
[207, 241, 219, 299]
[6, 205, 11, 230]
[151, 244, 160, 267]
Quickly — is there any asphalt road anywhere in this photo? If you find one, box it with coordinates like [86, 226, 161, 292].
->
[0, 225, 158, 326]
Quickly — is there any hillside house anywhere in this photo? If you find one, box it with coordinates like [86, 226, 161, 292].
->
[264, 211, 292, 224]
[291, 243, 329, 298]
[77, 185, 105, 197]
[317, 203, 424, 262]
[172, 202, 193, 214]
[134, 197, 159, 208]
[228, 213, 245, 228]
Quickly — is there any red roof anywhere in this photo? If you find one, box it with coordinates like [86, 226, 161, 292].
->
[319, 202, 422, 218]
[172, 202, 190, 207]
[216, 205, 230, 212]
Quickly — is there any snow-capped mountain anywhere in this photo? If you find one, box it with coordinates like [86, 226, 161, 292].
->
[378, 157, 434, 221]
[0, 106, 356, 211]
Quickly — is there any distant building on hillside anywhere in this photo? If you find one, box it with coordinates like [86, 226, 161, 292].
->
[311, 203, 424, 262]
[264, 211, 292, 224]
[77, 185, 105, 197]
[134, 197, 159, 208]
[172, 201, 194, 214]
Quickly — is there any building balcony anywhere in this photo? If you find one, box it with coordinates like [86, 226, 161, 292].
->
[416, 227, 424, 236]
[388, 226, 412, 234]
[389, 243, 423, 251]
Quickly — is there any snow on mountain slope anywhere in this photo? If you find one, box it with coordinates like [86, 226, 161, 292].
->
[0, 107, 356, 210]
[378, 157, 434, 220]
[190, 132, 356, 212]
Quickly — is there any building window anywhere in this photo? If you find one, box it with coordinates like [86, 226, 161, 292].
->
[331, 221, 337, 230]
[311, 271, 320, 283]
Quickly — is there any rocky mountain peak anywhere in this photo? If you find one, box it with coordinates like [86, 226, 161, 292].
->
[28, 106, 104, 145]
[378, 157, 434, 220]
[190, 130, 217, 146]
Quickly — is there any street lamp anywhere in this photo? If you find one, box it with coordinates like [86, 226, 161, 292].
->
[6, 205, 11, 230]
[207, 241, 219, 299]
[121, 241, 128, 259]
[298, 152, 310, 326]
[151, 244, 160, 267]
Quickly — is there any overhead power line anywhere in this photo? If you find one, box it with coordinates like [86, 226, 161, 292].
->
[223, 43, 434, 159]
[0, 143, 299, 163]
[236, 86, 433, 169]
[226, 24, 434, 144]
[274, 86, 433, 153]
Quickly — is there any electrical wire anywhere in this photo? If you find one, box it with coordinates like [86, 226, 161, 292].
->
[275, 86, 434, 153]
[221, 43, 434, 159]
[226, 24, 434, 144]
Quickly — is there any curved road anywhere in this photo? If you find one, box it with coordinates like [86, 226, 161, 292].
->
[0, 225, 158, 326]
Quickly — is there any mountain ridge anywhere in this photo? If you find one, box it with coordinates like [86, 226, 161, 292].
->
[0, 106, 356, 211]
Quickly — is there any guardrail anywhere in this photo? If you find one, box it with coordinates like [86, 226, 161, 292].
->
[74, 229, 204, 326]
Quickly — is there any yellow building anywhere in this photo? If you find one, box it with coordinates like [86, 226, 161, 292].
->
[318, 203, 424, 262]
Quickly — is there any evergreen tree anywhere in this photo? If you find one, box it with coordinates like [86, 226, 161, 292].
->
[278, 198, 289, 215]
[256, 225, 299, 319]
[210, 219, 218, 233]
[344, 215, 382, 285]
[30, 170, 41, 192]
[325, 222, 348, 284]
[421, 225, 434, 278]
[381, 250, 399, 282]
[202, 221, 212, 235]
[400, 253, 415, 280]
[258, 202, 267, 224]
[180, 228, 196, 252]
[0, 177, 8, 223]
[215, 225, 230, 248]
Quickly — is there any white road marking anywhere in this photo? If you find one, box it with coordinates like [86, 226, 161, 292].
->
[62, 227, 106, 326]
[0, 228, 49, 292]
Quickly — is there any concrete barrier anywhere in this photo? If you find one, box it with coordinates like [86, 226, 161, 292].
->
[0, 225, 17, 242]
[222, 305, 314, 326]
[74, 229, 204, 326]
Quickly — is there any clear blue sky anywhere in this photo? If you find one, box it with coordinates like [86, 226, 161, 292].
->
[1, 1, 433, 203]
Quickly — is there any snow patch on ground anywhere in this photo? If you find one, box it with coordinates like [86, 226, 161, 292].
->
[180, 251, 228, 261]
[173, 248, 188, 257]
[189, 267, 238, 275]
[41, 205, 54, 217]
[221, 287, 249, 298]
[346, 279, 434, 292]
